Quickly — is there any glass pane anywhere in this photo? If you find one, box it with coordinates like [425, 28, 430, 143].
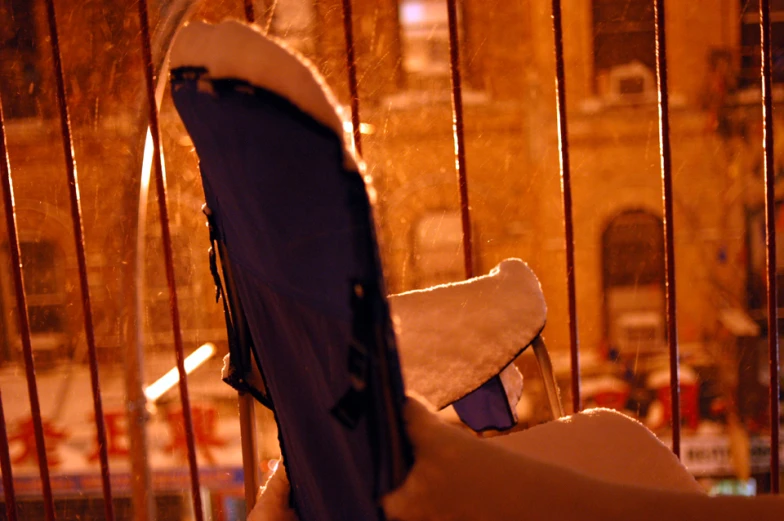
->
[0, 0, 781, 515]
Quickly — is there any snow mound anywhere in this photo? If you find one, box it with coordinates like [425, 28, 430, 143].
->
[490, 407, 702, 492]
[383, 397, 784, 521]
[169, 20, 359, 171]
[389, 259, 545, 409]
[245, 399, 784, 521]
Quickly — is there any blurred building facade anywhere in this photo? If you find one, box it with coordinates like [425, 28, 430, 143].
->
[0, 0, 782, 503]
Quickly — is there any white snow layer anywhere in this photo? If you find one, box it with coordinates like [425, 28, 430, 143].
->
[248, 398, 784, 521]
[389, 259, 545, 409]
[247, 463, 299, 521]
[169, 20, 360, 171]
[490, 407, 702, 492]
[382, 397, 784, 521]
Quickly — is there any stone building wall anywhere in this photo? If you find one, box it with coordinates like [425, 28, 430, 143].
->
[0, 0, 767, 377]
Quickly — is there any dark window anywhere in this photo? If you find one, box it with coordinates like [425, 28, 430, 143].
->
[21, 242, 58, 295]
[27, 305, 65, 334]
[746, 200, 784, 309]
[602, 211, 664, 287]
[19, 241, 66, 335]
[602, 210, 666, 352]
[739, 0, 784, 88]
[0, 0, 35, 52]
[0, 0, 40, 118]
[592, 0, 655, 92]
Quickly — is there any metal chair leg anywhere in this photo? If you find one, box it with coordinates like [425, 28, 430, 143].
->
[239, 393, 261, 511]
[532, 336, 564, 419]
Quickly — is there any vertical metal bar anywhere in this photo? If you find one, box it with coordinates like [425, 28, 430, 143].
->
[0, 103, 55, 521]
[238, 394, 260, 510]
[759, 0, 781, 493]
[42, 0, 115, 515]
[0, 389, 18, 521]
[136, 1, 204, 519]
[532, 337, 565, 419]
[129, 129, 155, 521]
[653, 0, 681, 458]
[550, 0, 580, 413]
[445, 0, 473, 279]
[340, 0, 363, 157]
[244, 0, 256, 23]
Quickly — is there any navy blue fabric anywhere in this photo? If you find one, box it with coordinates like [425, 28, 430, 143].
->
[452, 374, 516, 432]
[171, 71, 411, 521]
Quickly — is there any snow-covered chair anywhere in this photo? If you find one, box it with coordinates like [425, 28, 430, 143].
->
[171, 21, 412, 521]
[389, 257, 560, 432]
[170, 20, 784, 521]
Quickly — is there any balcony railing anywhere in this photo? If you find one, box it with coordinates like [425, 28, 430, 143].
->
[0, 1, 780, 520]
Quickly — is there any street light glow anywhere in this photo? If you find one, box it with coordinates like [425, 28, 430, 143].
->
[342, 121, 375, 135]
[144, 342, 216, 402]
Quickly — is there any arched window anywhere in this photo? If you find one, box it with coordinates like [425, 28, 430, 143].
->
[602, 209, 665, 354]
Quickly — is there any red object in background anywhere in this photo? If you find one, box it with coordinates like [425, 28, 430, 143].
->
[165, 405, 227, 465]
[581, 376, 630, 412]
[656, 382, 700, 430]
[88, 410, 130, 461]
[592, 389, 630, 410]
[8, 418, 68, 468]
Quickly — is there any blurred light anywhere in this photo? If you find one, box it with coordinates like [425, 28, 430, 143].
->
[342, 121, 376, 135]
[708, 478, 756, 497]
[400, 2, 425, 25]
[144, 342, 216, 402]
[141, 127, 153, 194]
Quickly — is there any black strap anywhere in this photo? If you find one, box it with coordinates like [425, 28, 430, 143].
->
[330, 280, 373, 429]
[203, 205, 272, 409]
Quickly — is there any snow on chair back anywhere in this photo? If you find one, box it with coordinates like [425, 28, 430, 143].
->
[389, 258, 546, 431]
[169, 21, 412, 521]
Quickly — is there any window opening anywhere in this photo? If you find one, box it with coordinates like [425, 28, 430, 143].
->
[399, 0, 460, 90]
[19, 241, 66, 336]
[739, 0, 784, 87]
[602, 210, 666, 356]
[0, 0, 41, 118]
[1, 240, 68, 363]
[592, 0, 656, 102]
